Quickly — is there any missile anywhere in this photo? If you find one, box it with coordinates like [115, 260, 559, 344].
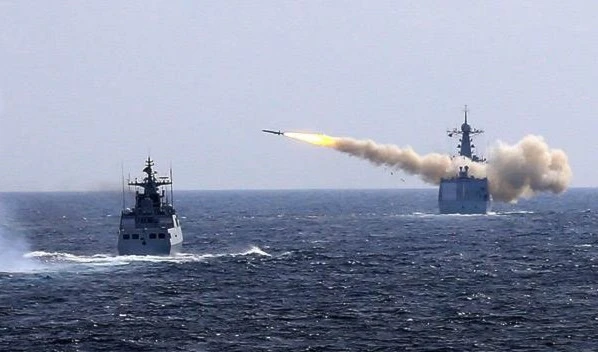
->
[262, 129, 284, 136]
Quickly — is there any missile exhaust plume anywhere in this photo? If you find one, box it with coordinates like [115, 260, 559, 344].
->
[284, 132, 336, 147]
[283, 132, 571, 203]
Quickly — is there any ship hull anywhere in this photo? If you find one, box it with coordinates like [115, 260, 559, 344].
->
[438, 177, 491, 215]
[117, 232, 182, 255]
[118, 214, 183, 256]
[439, 199, 490, 214]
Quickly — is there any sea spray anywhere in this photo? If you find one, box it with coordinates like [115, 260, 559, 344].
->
[0, 224, 41, 273]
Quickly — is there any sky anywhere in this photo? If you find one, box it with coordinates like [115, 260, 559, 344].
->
[0, 1, 597, 192]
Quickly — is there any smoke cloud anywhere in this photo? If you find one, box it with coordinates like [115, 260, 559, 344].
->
[327, 134, 571, 203]
[485, 135, 572, 202]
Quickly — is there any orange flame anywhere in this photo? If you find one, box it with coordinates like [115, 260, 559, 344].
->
[284, 132, 337, 147]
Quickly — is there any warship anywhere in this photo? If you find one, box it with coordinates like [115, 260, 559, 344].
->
[438, 106, 491, 214]
[118, 158, 183, 255]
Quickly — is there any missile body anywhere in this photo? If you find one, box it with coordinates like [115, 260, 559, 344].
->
[262, 129, 284, 135]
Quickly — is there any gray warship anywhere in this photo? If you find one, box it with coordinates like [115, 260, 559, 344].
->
[438, 106, 491, 214]
[118, 158, 183, 255]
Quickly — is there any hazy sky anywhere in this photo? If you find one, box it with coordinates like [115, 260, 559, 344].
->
[1, 1, 596, 192]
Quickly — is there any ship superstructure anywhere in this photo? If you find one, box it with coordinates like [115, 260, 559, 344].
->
[118, 158, 183, 255]
[438, 106, 491, 214]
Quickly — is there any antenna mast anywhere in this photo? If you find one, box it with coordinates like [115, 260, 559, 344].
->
[170, 166, 174, 207]
[121, 162, 126, 210]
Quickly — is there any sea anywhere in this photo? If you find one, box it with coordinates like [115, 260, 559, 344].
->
[1, 188, 597, 351]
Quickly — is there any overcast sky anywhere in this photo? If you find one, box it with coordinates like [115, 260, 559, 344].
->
[1, 1, 596, 192]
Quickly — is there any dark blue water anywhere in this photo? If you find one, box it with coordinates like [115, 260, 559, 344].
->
[1, 189, 598, 351]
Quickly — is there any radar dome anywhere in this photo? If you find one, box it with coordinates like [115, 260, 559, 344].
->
[461, 122, 471, 133]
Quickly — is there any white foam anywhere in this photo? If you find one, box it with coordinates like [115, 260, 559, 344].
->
[24, 251, 214, 265]
[234, 245, 271, 257]
[495, 210, 535, 215]
[19, 245, 272, 271]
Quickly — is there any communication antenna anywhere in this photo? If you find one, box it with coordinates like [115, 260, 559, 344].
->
[170, 164, 174, 207]
[121, 161, 126, 210]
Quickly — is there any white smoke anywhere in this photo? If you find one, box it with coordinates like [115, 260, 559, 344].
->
[485, 135, 572, 202]
[334, 138, 455, 183]
[332, 134, 571, 203]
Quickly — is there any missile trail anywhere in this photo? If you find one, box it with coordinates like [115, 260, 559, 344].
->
[278, 131, 572, 203]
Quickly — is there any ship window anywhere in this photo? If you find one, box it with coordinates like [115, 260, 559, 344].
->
[158, 233, 165, 239]
[123, 234, 130, 240]
[132, 234, 139, 239]
[149, 233, 157, 239]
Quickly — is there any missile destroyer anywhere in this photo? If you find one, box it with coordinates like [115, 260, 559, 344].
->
[118, 158, 183, 255]
[438, 106, 491, 214]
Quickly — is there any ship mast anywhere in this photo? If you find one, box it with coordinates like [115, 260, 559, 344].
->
[170, 166, 174, 208]
[446, 105, 485, 162]
[121, 162, 126, 210]
[128, 157, 172, 205]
